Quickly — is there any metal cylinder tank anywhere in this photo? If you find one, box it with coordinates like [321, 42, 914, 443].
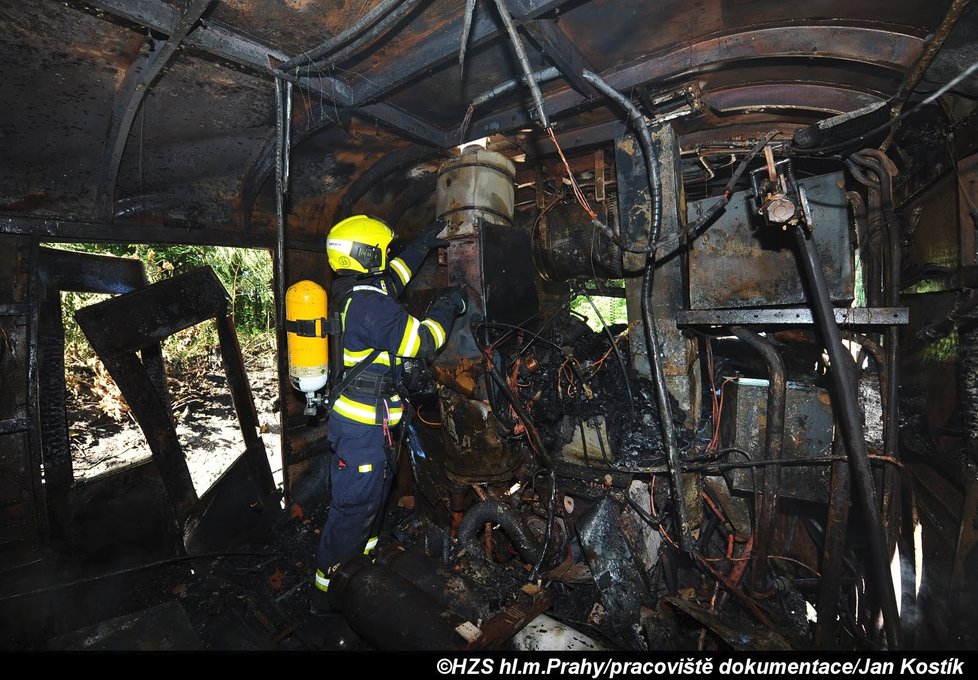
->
[435, 145, 516, 227]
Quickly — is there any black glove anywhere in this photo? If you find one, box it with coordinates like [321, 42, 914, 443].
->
[414, 219, 450, 252]
[432, 287, 467, 318]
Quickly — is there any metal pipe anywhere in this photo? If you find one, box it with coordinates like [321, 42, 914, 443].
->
[491, 0, 549, 129]
[792, 224, 901, 648]
[731, 328, 786, 595]
[815, 433, 852, 648]
[852, 150, 903, 566]
[457, 500, 563, 569]
[472, 66, 562, 107]
[273, 78, 292, 495]
[888, 0, 973, 117]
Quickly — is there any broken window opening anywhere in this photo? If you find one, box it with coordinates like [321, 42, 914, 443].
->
[44, 243, 282, 496]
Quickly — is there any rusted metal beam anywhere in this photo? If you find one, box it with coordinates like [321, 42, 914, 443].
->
[96, 0, 216, 219]
[1, 214, 275, 248]
[350, 0, 576, 106]
[515, 12, 597, 98]
[890, 0, 972, 113]
[468, 25, 924, 138]
[677, 307, 909, 327]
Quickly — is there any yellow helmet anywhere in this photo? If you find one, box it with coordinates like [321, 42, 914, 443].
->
[326, 215, 394, 274]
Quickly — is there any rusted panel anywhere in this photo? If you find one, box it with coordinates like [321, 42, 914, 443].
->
[687, 171, 853, 309]
[722, 379, 834, 502]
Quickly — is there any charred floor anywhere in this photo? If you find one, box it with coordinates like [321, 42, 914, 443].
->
[3, 0, 978, 653]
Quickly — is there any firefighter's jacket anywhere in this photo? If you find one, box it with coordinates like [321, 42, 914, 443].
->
[328, 242, 454, 427]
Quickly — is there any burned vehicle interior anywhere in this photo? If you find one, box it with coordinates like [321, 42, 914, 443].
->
[3, 0, 978, 652]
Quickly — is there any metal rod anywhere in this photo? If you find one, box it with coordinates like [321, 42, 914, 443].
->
[472, 66, 562, 106]
[492, 0, 550, 129]
[276, 0, 402, 71]
[732, 328, 786, 595]
[792, 224, 901, 648]
[273, 78, 292, 498]
[815, 433, 852, 648]
[888, 0, 972, 116]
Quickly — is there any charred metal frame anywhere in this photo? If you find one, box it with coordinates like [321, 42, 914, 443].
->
[0, 214, 323, 253]
[82, 0, 449, 147]
[74, 267, 274, 522]
[467, 26, 924, 138]
[96, 0, 216, 218]
[677, 307, 908, 327]
[36, 247, 160, 540]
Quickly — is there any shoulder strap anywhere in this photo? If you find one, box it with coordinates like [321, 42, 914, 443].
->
[327, 348, 381, 409]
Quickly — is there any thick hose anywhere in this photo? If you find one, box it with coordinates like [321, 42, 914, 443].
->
[457, 500, 564, 570]
[792, 224, 901, 648]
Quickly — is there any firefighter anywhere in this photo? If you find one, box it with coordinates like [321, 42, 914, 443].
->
[312, 214, 465, 612]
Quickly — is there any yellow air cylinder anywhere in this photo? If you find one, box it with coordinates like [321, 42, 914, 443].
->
[286, 280, 329, 400]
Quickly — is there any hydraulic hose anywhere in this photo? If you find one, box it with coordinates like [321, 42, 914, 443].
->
[457, 500, 564, 570]
[792, 224, 901, 648]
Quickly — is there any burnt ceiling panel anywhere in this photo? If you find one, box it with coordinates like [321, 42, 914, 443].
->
[0, 0, 971, 236]
[0, 2, 140, 214]
[210, 0, 390, 55]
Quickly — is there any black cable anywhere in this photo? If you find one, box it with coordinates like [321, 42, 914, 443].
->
[476, 321, 565, 353]
[579, 419, 593, 469]
[580, 68, 691, 551]
[594, 417, 615, 469]
[485, 293, 573, 352]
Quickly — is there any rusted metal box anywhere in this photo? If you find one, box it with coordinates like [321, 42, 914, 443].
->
[686, 171, 853, 309]
[720, 378, 834, 503]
